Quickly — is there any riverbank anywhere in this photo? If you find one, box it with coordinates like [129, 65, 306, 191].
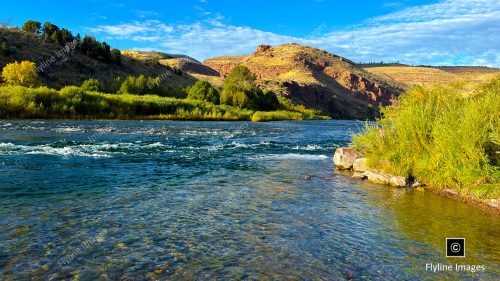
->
[349, 77, 499, 206]
[0, 85, 329, 122]
[333, 76, 499, 213]
[333, 147, 499, 213]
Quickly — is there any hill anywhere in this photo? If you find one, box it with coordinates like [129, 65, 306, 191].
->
[0, 27, 196, 89]
[364, 65, 500, 87]
[203, 44, 405, 119]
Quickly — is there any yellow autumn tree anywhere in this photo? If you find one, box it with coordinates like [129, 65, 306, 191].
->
[1, 61, 39, 87]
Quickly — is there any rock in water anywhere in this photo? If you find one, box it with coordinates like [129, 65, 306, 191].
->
[353, 158, 368, 172]
[411, 180, 422, 188]
[390, 176, 407, 187]
[333, 147, 363, 170]
[364, 170, 391, 185]
[352, 172, 367, 180]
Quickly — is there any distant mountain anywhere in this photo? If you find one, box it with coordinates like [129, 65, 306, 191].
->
[364, 65, 499, 87]
[0, 27, 196, 89]
[203, 44, 405, 119]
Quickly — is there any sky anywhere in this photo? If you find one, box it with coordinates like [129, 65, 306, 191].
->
[1, 0, 499, 66]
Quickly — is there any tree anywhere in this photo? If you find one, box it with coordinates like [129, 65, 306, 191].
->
[42, 22, 60, 40]
[221, 65, 255, 107]
[79, 35, 100, 58]
[110, 49, 121, 65]
[220, 65, 278, 110]
[59, 28, 74, 45]
[22, 20, 41, 34]
[222, 65, 256, 93]
[98, 42, 111, 61]
[118, 75, 149, 95]
[0, 42, 10, 56]
[49, 31, 59, 43]
[1, 61, 39, 87]
[81, 78, 102, 92]
[187, 80, 220, 104]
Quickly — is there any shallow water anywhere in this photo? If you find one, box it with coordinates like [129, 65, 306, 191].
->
[0, 120, 498, 280]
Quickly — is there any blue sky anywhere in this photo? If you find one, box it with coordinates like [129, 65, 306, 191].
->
[1, 0, 499, 66]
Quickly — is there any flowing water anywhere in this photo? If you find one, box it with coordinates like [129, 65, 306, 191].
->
[0, 120, 498, 280]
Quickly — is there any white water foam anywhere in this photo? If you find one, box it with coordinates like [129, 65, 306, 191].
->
[0, 141, 173, 158]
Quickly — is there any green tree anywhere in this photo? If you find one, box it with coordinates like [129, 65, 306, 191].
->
[79, 35, 100, 58]
[42, 22, 60, 40]
[22, 20, 41, 34]
[0, 42, 10, 56]
[223, 65, 256, 93]
[187, 80, 220, 104]
[59, 28, 74, 45]
[110, 49, 121, 65]
[98, 42, 111, 61]
[49, 31, 59, 43]
[118, 75, 149, 95]
[221, 66, 277, 110]
[221, 65, 256, 107]
[1, 61, 39, 87]
[81, 79, 102, 92]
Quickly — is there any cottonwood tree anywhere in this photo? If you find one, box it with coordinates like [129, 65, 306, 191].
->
[1, 61, 40, 87]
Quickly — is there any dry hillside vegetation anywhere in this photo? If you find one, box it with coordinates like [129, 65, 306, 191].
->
[365, 66, 499, 87]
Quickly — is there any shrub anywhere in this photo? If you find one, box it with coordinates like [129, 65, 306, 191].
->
[1, 61, 39, 87]
[352, 77, 500, 198]
[81, 79, 102, 92]
[187, 80, 220, 104]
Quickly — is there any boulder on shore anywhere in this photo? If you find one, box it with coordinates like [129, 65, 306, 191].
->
[390, 176, 407, 187]
[353, 158, 368, 172]
[333, 147, 363, 170]
[364, 170, 391, 185]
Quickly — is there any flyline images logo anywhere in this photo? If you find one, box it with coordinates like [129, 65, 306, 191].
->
[446, 238, 465, 257]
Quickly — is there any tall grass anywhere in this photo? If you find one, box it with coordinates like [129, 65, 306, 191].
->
[352, 77, 500, 199]
[0, 85, 328, 122]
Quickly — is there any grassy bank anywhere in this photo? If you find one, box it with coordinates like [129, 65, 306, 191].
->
[0, 85, 329, 121]
[352, 77, 500, 199]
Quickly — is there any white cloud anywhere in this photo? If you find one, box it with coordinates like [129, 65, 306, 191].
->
[89, 0, 500, 66]
[90, 20, 173, 38]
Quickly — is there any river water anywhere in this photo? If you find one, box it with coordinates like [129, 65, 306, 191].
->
[0, 120, 498, 280]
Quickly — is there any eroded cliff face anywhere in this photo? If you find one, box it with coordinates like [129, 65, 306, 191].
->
[204, 44, 403, 119]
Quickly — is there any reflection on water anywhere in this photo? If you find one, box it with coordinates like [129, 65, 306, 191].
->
[0, 120, 498, 280]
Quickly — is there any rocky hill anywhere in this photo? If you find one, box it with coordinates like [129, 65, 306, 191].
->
[203, 44, 405, 119]
[0, 27, 196, 89]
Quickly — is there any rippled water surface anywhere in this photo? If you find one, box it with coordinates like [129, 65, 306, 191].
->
[0, 120, 498, 280]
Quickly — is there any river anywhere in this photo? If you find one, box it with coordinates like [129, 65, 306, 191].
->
[0, 120, 498, 280]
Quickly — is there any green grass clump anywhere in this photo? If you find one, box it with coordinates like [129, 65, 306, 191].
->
[0, 85, 329, 122]
[250, 110, 329, 122]
[352, 76, 500, 199]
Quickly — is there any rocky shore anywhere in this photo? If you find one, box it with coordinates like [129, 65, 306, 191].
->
[333, 147, 499, 213]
